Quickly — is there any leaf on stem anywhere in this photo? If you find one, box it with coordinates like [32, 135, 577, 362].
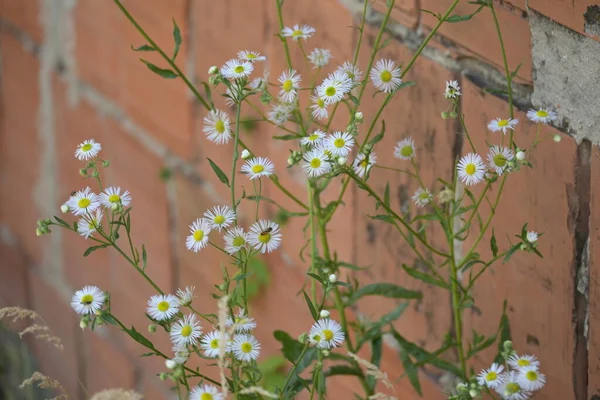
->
[171, 19, 182, 61]
[348, 283, 422, 304]
[207, 158, 230, 187]
[140, 59, 178, 79]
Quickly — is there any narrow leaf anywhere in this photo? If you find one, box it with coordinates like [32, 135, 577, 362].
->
[383, 182, 390, 208]
[207, 158, 230, 187]
[140, 59, 178, 79]
[131, 44, 156, 52]
[490, 229, 498, 257]
[83, 244, 109, 257]
[402, 264, 449, 289]
[302, 290, 318, 321]
[172, 19, 182, 61]
[325, 365, 363, 377]
[349, 283, 421, 304]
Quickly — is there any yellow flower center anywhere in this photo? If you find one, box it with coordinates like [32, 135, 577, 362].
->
[215, 120, 225, 134]
[312, 334, 321, 342]
[200, 393, 213, 400]
[81, 294, 94, 305]
[283, 79, 293, 92]
[346, 71, 355, 80]
[325, 86, 336, 97]
[333, 138, 345, 148]
[246, 53, 256, 59]
[525, 370, 538, 381]
[505, 382, 520, 394]
[214, 215, 225, 225]
[251, 164, 265, 174]
[241, 342, 252, 353]
[323, 329, 334, 341]
[310, 158, 321, 169]
[157, 301, 170, 312]
[234, 66, 245, 74]
[465, 163, 476, 176]
[400, 145, 413, 157]
[493, 154, 507, 167]
[418, 192, 430, 201]
[485, 371, 497, 381]
[108, 194, 121, 203]
[233, 236, 246, 247]
[517, 359, 530, 367]
[193, 230, 205, 242]
[309, 134, 319, 141]
[82, 143, 93, 152]
[78, 198, 91, 209]
[181, 325, 192, 337]
[259, 233, 271, 243]
[536, 110, 548, 117]
[497, 119, 509, 127]
[210, 339, 219, 349]
[317, 98, 325, 108]
[292, 29, 303, 37]
[380, 70, 392, 83]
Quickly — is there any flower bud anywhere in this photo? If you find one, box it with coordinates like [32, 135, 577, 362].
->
[298, 332, 309, 344]
[79, 168, 87, 176]
[503, 340, 513, 352]
[449, 111, 458, 118]
[159, 373, 168, 381]
[208, 66, 218, 74]
[441, 111, 449, 119]
[328, 274, 337, 283]
[516, 151, 526, 161]
[241, 149, 251, 160]
[553, 134, 561, 143]
[354, 112, 363, 123]
[363, 143, 373, 153]
[61, 204, 70, 214]
[148, 324, 157, 333]
[102, 160, 110, 168]
[36, 227, 44, 237]
[287, 157, 294, 166]
[91, 170, 99, 178]
[319, 309, 330, 319]
[469, 389, 479, 398]
[79, 317, 89, 330]
[209, 76, 219, 86]
[165, 359, 177, 370]
[111, 202, 120, 211]
[321, 350, 330, 357]
[337, 157, 346, 166]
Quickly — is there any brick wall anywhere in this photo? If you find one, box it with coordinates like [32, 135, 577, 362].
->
[0, 0, 599, 399]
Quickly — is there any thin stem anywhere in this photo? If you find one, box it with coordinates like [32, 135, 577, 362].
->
[275, 0, 293, 69]
[270, 176, 309, 210]
[308, 182, 318, 303]
[280, 343, 309, 397]
[490, 3, 513, 120]
[231, 100, 242, 214]
[374, 164, 417, 177]
[352, 0, 370, 66]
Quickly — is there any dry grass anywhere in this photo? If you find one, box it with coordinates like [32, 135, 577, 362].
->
[348, 352, 397, 400]
[0, 306, 63, 350]
[19, 371, 68, 399]
[88, 389, 144, 400]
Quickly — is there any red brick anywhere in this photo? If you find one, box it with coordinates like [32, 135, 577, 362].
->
[0, 0, 43, 42]
[588, 146, 600, 397]
[86, 334, 137, 394]
[372, 0, 419, 28]
[460, 80, 576, 400]
[0, 241, 30, 307]
[528, 0, 598, 38]
[421, 0, 532, 82]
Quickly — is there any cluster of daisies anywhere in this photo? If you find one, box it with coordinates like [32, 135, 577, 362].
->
[475, 353, 545, 399]
[185, 205, 282, 254]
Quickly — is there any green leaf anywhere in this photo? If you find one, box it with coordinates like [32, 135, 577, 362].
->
[502, 243, 521, 263]
[131, 44, 155, 52]
[494, 301, 512, 364]
[445, 5, 484, 22]
[53, 216, 70, 228]
[357, 303, 409, 350]
[402, 264, 449, 289]
[510, 62, 523, 79]
[172, 19, 182, 60]
[324, 365, 363, 378]
[233, 272, 254, 281]
[399, 347, 422, 396]
[397, 81, 416, 90]
[207, 158, 230, 187]
[246, 256, 270, 299]
[483, 87, 509, 96]
[349, 283, 422, 304]
[383, 182, 390, 208]
[302, 290, 318, 321]
[368, 214, 395, 224]
[140, 59, 178, 79]
[83, 244, 109, 257]
[490, 229, 498, 257]
[369, 120, 386, 145]
[273, 330, 317, 373]
[306, 272, 325, 285]
[142, 245, 147, 270]
[127, 326, 155, 350]
[367, 336, 383, 391]
[273, 134, 302, 141]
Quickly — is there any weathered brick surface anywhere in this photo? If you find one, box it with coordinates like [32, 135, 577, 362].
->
[0, 0, 43, 42]
[588, 146, 600, 397]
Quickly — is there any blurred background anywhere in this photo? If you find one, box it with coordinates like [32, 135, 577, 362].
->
[0, 0, 599, 399]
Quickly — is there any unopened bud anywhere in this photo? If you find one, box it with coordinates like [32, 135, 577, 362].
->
[102, 160, 110, 168]
[241, 149, 251, 159]
[79, 168, 87, 176]
[298, 332, 309, 344]
[79, 318, 89, 330]
[209, 76, 219, 85]
[165, 359, 177, 369]
[208, 66, 218, 75]
[61, 204, 70, 213]
[363, 143, 373, 153]
[469, 389, 479, 398]
[441, 111, 449, 119]
[91, 170, 99, 178]
[337, 157, 346, 166]
[159, 373, 168, 381]
[328, 274, 337, 283]
[319, 309, 330, 319]
[553, 134, 561, 143]
[516, 151, 526, 161]
[354, 112, 363, 123]
[148, 324, 157, 333]
[321, 350, 330, 357]
[449, 111, 458, 118]
[503, 340, 513, 352]
[287, 157, 294, 166]
[36, 227, 44, 237]
[111, 202, 120, 211]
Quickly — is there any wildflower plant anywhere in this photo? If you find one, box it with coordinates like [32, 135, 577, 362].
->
[34, 0, 560, 399]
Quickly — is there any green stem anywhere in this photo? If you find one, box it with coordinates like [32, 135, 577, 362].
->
[352, 0, 370, 66]
[275, 0, 293, 69]
[231, 100, 242, 214]
[490, 3, 513, 120]
[308, 182, 318, 303]
[280, 343, 309, 397]
[270, 175, 309, 210]
[113, 0, 211, 111]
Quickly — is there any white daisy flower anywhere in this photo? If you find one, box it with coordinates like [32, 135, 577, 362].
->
[337, 62, 363, 87]
[325, 131, 354, 157]
[394, 137, 416, 160]
[176, 286, 195, 306]
[281, 24, 316, 41]
[353, 152, 377, 179]
[444, 80, 461, 99]
[370, 59, 402, 93]
[67, 187, 101, 217]
[232, 334, 261, 362]
[477, 363, 504, 389]
[170, 314, 202, 346]
[495, 371, 531, 400]
[248, 219, 282, 253]
[75, 139, 102, 160]
[189, 384, 224, 400]
[457, 153, 486, 186]
[517, 366, 546, 391]
[77, 208, 104, 239]
[527, 108, 557, 124]
[526, 231, 539, 243]
[221, 58, 254, 80]
[203, 205, 236, 232]
[71, 286, 105, 315]
[317, 71, 352, 105]
[237, 50, 266, 62]
[203, 109, 232, 145]
[268, 103, 293, 126]
[278, 69, 301, 102]
[185, 218, 212, 252]
[487, 117, 519, 134]
[146, 294, 180, 321]
[99, 186, 132, 209]
[310, 95, 329, 121]
[301, 147, 332, 178]
[223, 226, 249, 255]
[241, 157, 275, 180]
[308, 48, 332, 68]
[226, 309, 257, 332]
[487, 145, 514, 175]
[171, 343, 190, 365]
[309, 319, 345, 349]
[412, 188, 432, 208]
[200, 330, 229, 358]
[508, 354, 540, 371]
[301, 129, 326, 147]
